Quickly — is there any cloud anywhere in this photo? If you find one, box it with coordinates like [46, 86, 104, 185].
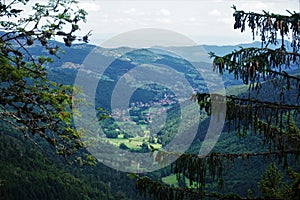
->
[217, 17, 234, 25]
[188, 17, 196, 22]
[156, 18, 171, 23]
[123, 8, 152, 17]
[209, 9, 221, 17]
[124, 8, 137, 15]
[238, 1, 269, 11]
[121, 7, 171, 24]
[77, 2, 101, 12]
[160, 8, 171, 16]
[113, 18, 135, 23]
[123, 7, 171, 18]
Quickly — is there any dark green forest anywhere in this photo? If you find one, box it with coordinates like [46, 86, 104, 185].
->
[0, 120, 146, 200]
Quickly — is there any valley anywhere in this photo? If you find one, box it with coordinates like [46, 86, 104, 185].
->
[2, 39, 299, 198]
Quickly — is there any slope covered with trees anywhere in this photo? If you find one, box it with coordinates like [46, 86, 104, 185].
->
[0, 118, 149, 200]
[134, 6, 300, 200]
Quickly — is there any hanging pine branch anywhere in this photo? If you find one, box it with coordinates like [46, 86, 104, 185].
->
[132, 174, 262, 200]
[210, 7, 300, 97]
[232, 5, 300, 51]
[132, 147, 299, 200]
[209, 48, 300, 91]
[193, 92, 300, 136]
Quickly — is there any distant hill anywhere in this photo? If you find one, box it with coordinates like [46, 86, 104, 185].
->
[202, 39, 292, 56]
[40, 39, 298, 112]
[17, 37, 292, 70]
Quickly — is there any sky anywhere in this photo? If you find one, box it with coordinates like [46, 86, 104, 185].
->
[73, 0, 299, 46]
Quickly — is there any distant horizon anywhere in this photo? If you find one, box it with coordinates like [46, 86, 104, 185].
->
[76, 36, 290, 49]
[74, 0, 298, 47]
[86, 33, 262, 47]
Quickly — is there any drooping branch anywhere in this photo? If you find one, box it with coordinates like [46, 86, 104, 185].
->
[209, 47, 300, 88]
[143, 147, 300, 200]
[136, 175, 265, 200]
[134, 175, 203, 200]
[232, 6, 300, 51]
[193, 92, 300, 153]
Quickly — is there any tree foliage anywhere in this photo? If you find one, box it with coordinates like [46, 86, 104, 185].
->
[0, 0, 91, 162]
[134, 6, 300, 200]
[258, 162, 289, 199]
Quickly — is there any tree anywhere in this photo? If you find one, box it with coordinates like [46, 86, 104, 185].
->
[133, 6, 300, 200]
[140, 142, 150, 153]
[258, 162, 290, 199]
[0, 0, 91, 163]
[119, 143, 129, 150]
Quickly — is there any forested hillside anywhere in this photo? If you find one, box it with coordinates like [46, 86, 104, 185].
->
[1, 39, 299, 198]
[0, 119, 148, 200]
[1, 35, 298, 199]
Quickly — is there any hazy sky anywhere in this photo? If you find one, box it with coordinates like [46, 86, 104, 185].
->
[73, 0, 299, 46]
